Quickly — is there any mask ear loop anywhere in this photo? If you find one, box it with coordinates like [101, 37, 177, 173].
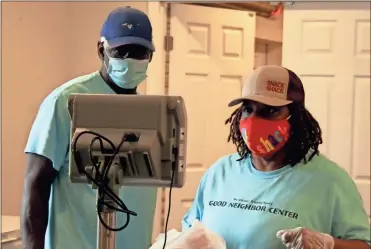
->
[101, 40, 112, 71]
[103, 49, 110, 72]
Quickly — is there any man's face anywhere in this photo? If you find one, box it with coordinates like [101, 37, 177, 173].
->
[105, 44, 152, 61]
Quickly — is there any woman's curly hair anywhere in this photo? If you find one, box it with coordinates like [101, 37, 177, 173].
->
[225, 103, 323, 166]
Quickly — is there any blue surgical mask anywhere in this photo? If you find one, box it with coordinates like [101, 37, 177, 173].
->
[105, 55, 149, 89]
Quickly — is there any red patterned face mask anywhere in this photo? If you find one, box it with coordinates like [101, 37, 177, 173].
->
[239, 116, 291, 158]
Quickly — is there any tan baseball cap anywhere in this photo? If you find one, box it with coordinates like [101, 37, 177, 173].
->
[228, 65, 305, 107]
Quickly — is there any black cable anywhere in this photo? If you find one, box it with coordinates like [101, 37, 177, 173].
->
[97, 135, 134, 231]
[73, 130, 137, 231]
[89, 137, 104, 181]
[74, 130, 177, 240]
[74, 131, 129, 212]
[162, 165, 176, 249]
[102, 136, 130, 180]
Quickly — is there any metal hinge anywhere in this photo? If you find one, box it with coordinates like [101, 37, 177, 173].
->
[164, 35, 174, 52]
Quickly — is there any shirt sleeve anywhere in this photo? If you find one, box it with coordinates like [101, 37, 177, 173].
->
[181, 174, 207, 231]
[25, 92, 70, 171]
[331, 170, 370, 245]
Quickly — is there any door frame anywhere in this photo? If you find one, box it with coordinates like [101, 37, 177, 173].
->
[146, 2, 167, 96]
[285, 2, 370, 10]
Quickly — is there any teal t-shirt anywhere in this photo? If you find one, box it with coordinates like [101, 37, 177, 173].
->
[25, 71, 157, 249]
[182, 153, 370, 249]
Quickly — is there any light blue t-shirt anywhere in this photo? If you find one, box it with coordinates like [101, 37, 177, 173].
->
[25, 71, 157, 249]
[182, 153, 370, 249]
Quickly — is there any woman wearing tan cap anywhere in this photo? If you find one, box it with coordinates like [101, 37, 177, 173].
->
[182, 65, 370, 249]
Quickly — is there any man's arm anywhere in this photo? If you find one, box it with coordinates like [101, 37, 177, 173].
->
[21, 154, 57, 249]
[21, 92, 71, 249]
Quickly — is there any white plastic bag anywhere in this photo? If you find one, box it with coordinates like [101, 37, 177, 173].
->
[150, 220, 226, 249]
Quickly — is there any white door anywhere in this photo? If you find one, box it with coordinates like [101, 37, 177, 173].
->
[282, 7, 371, 222]
[166, 3, 256, 231]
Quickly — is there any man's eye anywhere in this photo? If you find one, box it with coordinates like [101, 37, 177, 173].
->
[107, 49, 128, 59]
[107, 49, 119, 57]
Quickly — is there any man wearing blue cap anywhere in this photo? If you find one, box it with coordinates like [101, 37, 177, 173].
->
[21, 7, 157, 249]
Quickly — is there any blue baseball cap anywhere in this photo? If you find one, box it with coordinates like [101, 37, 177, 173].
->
[100, 7, 155, 51]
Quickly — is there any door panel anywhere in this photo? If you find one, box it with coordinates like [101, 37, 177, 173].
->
[282, 9, 370, 220]
[166, 3, 256, 231]
[254, 42, 267, 69]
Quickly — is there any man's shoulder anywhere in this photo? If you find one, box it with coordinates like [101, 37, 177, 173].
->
[41, 72, 103, 108]
[50, 72, 101, 98]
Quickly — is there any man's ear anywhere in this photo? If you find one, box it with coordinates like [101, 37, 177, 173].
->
[97, 41, 104, 60]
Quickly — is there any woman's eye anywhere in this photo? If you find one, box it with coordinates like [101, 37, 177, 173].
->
[241, 109, 251, 119]
[243, 109, 252, 115]
[268, 108, 279, 114]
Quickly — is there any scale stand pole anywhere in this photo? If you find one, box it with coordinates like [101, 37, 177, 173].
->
[96, 163, 122, 249]
[97, 207, 117, 249]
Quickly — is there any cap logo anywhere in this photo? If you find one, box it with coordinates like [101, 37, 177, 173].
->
[266, 80, 285, 94]
[122, 23, 140, 29]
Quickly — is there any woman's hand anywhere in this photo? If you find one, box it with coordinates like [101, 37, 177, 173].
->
[276, 227, 334, 249]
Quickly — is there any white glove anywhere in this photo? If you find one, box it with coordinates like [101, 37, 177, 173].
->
[277, 227, 335, 249]
[150, 220, 226, 249]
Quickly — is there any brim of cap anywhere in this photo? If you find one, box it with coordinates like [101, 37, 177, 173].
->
[104, 36, 155, 51]
[228, 95, 292, 107]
